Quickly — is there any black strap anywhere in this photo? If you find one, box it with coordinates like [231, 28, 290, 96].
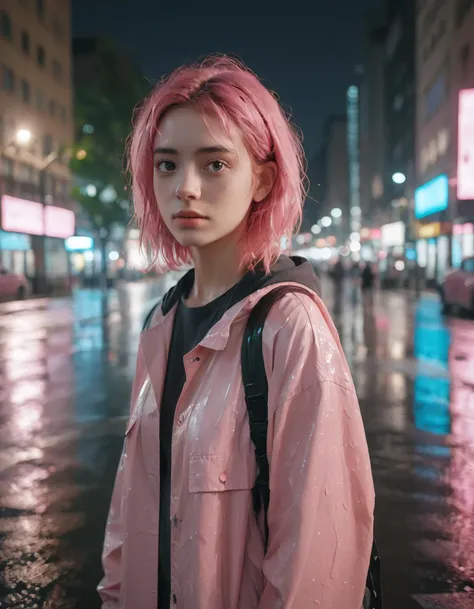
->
[241, 285, 382, 609]
[241, 286, 310, 551]
[142, 301, 160, 331]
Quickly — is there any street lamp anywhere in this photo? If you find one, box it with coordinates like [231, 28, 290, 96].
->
[331, 208, 342, 219]
[0, 128, 32, 155]
[311, 224, 321, 235]
[392, 172, 406, 185]
[320, 216, 332, 228]
[16, 129, 32, 145]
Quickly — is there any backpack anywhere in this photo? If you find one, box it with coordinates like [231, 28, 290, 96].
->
[143, 285, 382, 608]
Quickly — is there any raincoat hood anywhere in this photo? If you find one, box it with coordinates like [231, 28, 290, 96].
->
[161, 255, 321, 315]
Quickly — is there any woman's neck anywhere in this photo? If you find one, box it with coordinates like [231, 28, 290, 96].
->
[186, 236, 246, 307]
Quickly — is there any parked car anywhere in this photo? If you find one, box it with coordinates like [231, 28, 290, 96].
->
[0, 267, 31, 300]
[441, 257, 474, 315]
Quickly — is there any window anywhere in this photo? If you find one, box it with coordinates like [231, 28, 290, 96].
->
[21, 30, 30, 54]
[36, 0, 45, 20]
[0, 11, 12, 40]
[52, 59, 62, 81]
[43, 134, 53, 156]
[2, 66, 15, 92]
[19, 163, 34, 182]
[48, 99, 56, 117]
[424, 69, 447, 120]
[2, 157, 14, 177]
[37, 45, 45, 66]
[36, 90, 44, 110]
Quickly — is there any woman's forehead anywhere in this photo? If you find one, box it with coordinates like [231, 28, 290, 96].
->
[153, 106, 242, 154]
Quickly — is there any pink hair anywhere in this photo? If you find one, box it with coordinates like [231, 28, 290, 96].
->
[128, 55, 306, 273]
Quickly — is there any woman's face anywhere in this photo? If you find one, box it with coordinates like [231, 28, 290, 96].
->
[153, 106, 272, 250]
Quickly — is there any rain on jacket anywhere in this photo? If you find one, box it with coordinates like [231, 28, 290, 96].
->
[98, 275, 375, 609]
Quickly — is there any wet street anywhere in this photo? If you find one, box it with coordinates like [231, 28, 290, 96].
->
[0, 277, 473, 609]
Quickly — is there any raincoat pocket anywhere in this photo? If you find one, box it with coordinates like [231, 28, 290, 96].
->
[189, 454, 255, 493]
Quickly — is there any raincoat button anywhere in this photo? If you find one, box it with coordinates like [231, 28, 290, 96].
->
[173, 515, 179, 527]
[219, 472, 228, 484]
[194, 356, 200, 362]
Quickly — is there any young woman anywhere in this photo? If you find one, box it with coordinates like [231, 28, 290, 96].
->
[98, 55, 375, 609]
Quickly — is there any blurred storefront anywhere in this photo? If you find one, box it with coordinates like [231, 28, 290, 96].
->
[0, 194, 75, 292]
[379, 220, 406, 287]
[452, 89, 474, 268]
[66, 235, 95, 287]
[414, 174, 451, 287]
[0, 230, 34, 276]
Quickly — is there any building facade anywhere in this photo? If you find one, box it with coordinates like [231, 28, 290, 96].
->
[415, 0, 474, 284]
[0, 0, 74, 292]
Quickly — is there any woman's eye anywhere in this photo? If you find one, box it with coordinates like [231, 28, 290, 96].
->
[156, 160, 176, 172]
[206, 160, 226, 173]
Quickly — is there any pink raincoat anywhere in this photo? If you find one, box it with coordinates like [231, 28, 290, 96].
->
[98, 283, 375, 609]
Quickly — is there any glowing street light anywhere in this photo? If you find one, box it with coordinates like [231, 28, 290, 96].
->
[392, 172, 406, 185]
[76, 149, 87, 160]
[320, 216, 332, 228]
[331, 207, 342, 218]
[16, 129, 32, 145]
[311, 224, 322, 235]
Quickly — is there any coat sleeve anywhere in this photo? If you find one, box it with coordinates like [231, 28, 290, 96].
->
[257, 293, 375, 609]
[97, 344, 149, 608]
[97, 446, 127, 608]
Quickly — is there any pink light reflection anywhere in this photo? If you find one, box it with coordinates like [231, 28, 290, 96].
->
[457, 89, 474, 200]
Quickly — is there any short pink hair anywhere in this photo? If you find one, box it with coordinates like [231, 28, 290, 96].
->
[128, 55, 306, 273]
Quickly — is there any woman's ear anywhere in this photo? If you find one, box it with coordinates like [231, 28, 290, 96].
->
[253, 161, 277, 203]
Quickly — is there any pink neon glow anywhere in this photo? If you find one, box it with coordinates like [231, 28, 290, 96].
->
[1, 195, 44, 235]
[44, 205, 75, 239]
[457, 89, 474, 200]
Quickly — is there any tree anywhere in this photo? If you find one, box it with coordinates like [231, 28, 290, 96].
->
[70, 38, 151, 284]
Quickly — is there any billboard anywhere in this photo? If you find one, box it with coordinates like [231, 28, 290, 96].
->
[1, 195, 75, 239]
[457, 88, 474, 200]
[1, 195, 44, 235]
[414, 174, 449, 219]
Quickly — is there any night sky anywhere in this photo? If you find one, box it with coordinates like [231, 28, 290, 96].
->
[72, 0, 383, 160]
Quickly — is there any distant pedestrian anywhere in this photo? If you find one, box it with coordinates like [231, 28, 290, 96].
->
[361, 263, 375, 306]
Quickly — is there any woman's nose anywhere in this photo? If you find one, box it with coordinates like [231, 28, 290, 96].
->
[176, 169, 201, 200]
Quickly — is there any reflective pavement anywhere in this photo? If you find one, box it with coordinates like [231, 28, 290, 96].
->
[0, 277, 473, 608]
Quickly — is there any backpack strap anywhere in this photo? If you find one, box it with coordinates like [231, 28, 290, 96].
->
[142, 301, 161, 332]
[241, 285, 311, 552]
[241, 285, 383, 608]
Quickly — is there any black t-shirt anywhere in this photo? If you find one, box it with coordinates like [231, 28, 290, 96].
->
[158, 284, 243, 608]
[155, 257, 321, 608]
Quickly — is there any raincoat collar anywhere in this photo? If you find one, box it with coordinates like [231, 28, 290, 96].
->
[141, 282, 317, 353]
